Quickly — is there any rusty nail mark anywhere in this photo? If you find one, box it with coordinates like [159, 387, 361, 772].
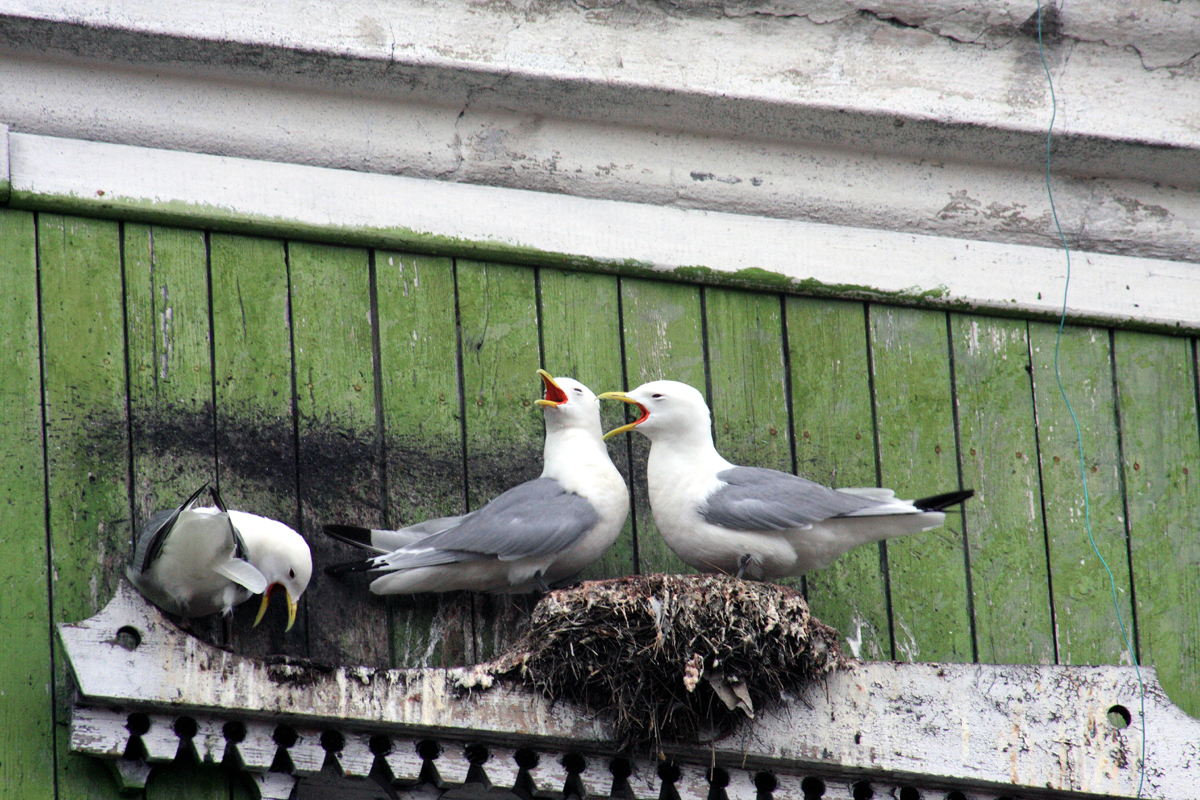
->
[1092, 465, 1098, 473]
[855, 432, 862, 440]
[1015, 451, 1022, 459]
[1053, 456, 1060, 463]
[970, 448, 977, 456]
[1133, 462, 1141, 471]
[803, 430, 811, 439]
[769, 427, 777, 436]
[97, 189, 105, 196]
[935, 445, 942, 454]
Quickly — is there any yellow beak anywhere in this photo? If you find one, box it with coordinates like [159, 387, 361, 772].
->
[598, 391, 648, 440]
[535, 369, 567, 407]
[253, 584, 299, 632]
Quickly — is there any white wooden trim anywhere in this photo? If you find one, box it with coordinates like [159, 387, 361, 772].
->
[59, 580, 1198, 798]
[8, 131, 1200, 331]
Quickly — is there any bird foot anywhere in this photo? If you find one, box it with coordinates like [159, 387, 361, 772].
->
[735, 554, 753, 580]
[534, 572, 551, 594]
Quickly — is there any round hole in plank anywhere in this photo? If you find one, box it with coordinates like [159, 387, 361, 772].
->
[464, 743, 489, 765]
[945, 792, 967, 800]
[561, 752, 586, 774]
[320, 730, 345, 753]
[223, 720, 246, 744]
[609, 757, 633, 781]
[417, 740, 442, 761]
[272, 725, 298, 748]
[707, 767, 729, 788]
[173, 716, 198, 740]
[657, 761, 681, 785]
[800, 776, 825, 798]
[368, 734, 392, 756]
[851, 781, 874, 800]
[755, 771, 779, 796]
[126, 713, 150, 737]
[116, 626, 142, 651]
[1107, 704, 1132, 729]
[514, 747, 539, 770]
[899, 787, 920, 800]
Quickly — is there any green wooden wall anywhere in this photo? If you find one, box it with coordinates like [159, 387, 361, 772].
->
[2, 208, 1198, 798]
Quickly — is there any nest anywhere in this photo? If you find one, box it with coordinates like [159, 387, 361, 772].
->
[498, 573, 847, 749]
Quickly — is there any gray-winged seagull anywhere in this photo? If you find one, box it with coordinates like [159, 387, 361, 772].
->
[324, 370, 629, 593]
[599, 380, 972, 580]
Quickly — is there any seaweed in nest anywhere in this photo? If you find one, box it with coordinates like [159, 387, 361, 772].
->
[498, 573, 848, 749]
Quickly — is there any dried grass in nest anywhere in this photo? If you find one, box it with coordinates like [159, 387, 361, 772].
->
[497, 573, 847, 749]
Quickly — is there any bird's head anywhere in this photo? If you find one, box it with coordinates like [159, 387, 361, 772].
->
[599, 380, 712, 443]
[233, 514, 313, 632]
[536, 369, 602, 435]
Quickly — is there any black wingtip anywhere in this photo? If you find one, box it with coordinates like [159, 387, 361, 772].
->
[914, 489, 975, 511]
[324, 559, 378, 577]
[323, 524, 376, 550]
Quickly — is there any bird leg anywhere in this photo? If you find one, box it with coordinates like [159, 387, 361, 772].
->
[534, 571, 552, 594]
[735, 553, 753, 580]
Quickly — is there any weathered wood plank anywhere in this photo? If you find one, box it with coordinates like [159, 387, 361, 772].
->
[786, 298, 890, 661]
[618, 278, 706, 576]
[950, 314, 1055, 665]
[456, 259, 544, 662]
[290, 241, 389, 668]
[539, 267, 635, 580]
[1029, 322, 1134, 666]
[125, 225, 216, 520]
[0, 209, 55, 798]
[870, 305, 972, 663]
[39, 213, 128, 800]
[209, 233, 305, 658]
[374, 250, 472, 668]
[705, 288, 791, 473]
[1114, 330, 1200, 717]
[123, 224, 228, 656]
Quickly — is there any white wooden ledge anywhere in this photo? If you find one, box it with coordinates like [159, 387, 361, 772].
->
[57, 580, 1198, 799]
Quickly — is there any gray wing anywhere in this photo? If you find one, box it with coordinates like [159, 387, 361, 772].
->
[701, 467, 881, 531]
[376, 478, 599, 570]
[135, 483, 209, 573]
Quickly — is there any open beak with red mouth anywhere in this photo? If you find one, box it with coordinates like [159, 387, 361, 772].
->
[535, 369, 569, 407]
[254, 583, 299, 631]
[597, 391, 649, 440]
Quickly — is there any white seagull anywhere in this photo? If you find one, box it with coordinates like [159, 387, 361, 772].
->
[324, 370, 629, 594]
[127, 484, 313, 629]
[599, 380, 972, 580]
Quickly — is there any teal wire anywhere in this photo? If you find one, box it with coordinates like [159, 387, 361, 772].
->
[1036, 3, 1146, 795]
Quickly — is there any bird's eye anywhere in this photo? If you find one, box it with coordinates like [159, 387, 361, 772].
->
[652, 393, 663, 399]
[289, 568, 295, 579]
[574, 388, 583, 393]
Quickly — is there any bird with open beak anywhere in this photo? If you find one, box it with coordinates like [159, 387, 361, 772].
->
[324, 369, 629, 593]
[127, 484, 312, 630]
[600, 380, 971, 581]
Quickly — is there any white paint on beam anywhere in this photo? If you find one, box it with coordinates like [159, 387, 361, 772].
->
[10, 131, 1200, 332]
[57, 580, 1200, 798]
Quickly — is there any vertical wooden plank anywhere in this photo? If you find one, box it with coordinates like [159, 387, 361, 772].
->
[40, 213, 128, 800]
[291, 241, 388, 668]
[1029, 322, 1133, 666]
[0, 209, 55, 798]
[787, 298, 890, 661]
[705, 288, 790, 473]
[375, 250, 471, 668]
[951, 315, 1055, 665]
[210, 233, 304, 658]
[539, 268, 635, 580]
[618, 278, 706, 576]
[456, 259, 543, 661]
[125, 225, 215, 516]
[1115, 330, 1200, 716]
[871, 305, 972, 663]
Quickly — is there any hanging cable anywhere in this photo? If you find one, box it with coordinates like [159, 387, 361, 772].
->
[1035, 3, 1146, 794]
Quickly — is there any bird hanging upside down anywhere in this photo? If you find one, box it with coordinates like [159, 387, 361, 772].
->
[600, 380, 972, 581]
[126, 483, 312, 629]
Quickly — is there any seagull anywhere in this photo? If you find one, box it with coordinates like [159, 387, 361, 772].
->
[126, 484, 313, 629]
[324, 370, 629, 594]
[599, 380, 972, 580]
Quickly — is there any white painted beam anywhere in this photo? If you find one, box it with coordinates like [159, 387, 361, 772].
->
[57, 580, 1200, 798]
[0, 1, 1198, 266]
[10, 132, 1200, 333]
